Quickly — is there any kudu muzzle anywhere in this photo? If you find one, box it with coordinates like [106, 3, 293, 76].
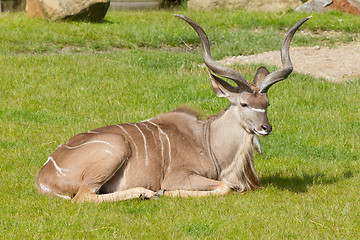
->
[254, 115, 272, 136]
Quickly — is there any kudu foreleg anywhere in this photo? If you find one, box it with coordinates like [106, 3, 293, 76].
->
[73, 186, 156, 202]
[163, 174, 231, 198]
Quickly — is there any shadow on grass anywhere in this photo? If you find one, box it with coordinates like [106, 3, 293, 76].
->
[260, 171, 354, 193]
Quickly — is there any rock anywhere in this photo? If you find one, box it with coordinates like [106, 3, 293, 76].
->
[295, 0, 360, 14]
[295, 0, 332, 12]
[187, 0, 303, 12]
[109, 0, 163, 10]
[26, 0, 110, 21]
[324, 0, 360, 14]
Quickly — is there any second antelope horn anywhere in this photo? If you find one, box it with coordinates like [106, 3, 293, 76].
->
[175, 14, 253, 92]
[258, 17, 311, 93]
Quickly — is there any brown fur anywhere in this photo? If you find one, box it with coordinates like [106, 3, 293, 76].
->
[36, 15, 307, 202]
[173, 105, 206, 119]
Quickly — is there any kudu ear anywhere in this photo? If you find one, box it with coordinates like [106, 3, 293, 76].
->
[208, 71, 239, 99]
[211, 78, 228, 98]
[253, 67, 270, 87]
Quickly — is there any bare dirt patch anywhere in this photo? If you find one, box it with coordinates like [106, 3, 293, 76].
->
[219, 42, 360, 82]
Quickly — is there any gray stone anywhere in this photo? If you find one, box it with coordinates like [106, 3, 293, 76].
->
[187, 0, 303, 12]
[295, 0, 332, 12]
[109, 0, 163, 10]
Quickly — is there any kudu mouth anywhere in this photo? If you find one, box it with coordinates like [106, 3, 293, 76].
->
[244, 122, 272, 136]
[252, 127, 272, 137]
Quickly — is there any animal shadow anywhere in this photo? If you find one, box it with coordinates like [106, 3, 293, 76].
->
[260, 171, 353, 193]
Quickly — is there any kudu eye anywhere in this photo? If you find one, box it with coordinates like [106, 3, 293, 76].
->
[240, 102, 248, 108]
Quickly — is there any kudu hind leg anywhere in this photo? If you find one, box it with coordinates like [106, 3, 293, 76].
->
[163, 173, 231, 198]
[71, 133, 133, 202]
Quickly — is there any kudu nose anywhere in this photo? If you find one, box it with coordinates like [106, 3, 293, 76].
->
[261, 124, 272, 133]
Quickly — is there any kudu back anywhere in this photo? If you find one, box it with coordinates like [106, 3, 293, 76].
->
[37, 15, 309, 202]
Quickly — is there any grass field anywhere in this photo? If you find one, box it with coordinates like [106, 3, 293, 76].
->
[1, 9, 359, 239]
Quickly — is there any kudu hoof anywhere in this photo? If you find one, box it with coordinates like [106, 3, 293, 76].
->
[150, 189, 165, 200]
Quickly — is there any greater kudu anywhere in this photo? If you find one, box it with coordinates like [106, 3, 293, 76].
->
[37, 15, 310, 202]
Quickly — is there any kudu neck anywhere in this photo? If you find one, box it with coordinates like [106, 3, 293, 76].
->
[208, 105, 254, 170]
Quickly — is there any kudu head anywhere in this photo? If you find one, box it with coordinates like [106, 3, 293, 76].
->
[175, 15, 310, 136]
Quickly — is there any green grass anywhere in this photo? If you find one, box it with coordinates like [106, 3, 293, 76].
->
[1, 10, 359, 56]
[1, 9, 360, 239]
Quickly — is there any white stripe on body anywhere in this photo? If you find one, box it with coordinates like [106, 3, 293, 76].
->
[140, 122, 157, 143]
[64, 140, 113, 150]
[42, 145, 62, 167]
[39, 183, 71, 200]
[142, 121, 165, 169]
[116, 124, 139, 159]
[130, 123, 149, 166]
[42, 157, 51, 167]
[146, 120, 172, 171]
[46, 156, 70, 177]
[87, 131, 99, 134]
[105, 150, 113, 156]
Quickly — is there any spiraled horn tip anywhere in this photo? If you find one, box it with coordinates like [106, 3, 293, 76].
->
[174, 14, 185, 19]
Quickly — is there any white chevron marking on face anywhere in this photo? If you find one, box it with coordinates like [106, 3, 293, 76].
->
[248, 106, 266, 112]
